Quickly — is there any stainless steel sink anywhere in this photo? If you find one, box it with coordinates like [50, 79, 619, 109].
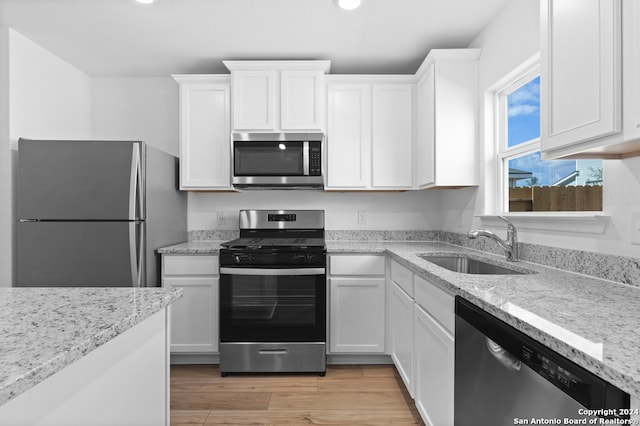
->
[418, 254, 529, 275]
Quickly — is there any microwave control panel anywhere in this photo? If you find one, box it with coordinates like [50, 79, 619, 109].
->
[309, 142, 322, 176]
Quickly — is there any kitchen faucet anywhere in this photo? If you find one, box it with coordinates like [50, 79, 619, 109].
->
[468, 216, 519, 261]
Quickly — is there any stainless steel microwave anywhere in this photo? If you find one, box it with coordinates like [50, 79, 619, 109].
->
[232, 133, 324, 189]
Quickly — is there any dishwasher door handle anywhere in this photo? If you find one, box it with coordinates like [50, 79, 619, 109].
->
[486, 338, 522, 372]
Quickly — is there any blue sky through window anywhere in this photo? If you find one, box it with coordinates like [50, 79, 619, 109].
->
[507, 76, 540, 147]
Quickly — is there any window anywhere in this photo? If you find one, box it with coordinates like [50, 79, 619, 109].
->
[497, 67, 603, 212]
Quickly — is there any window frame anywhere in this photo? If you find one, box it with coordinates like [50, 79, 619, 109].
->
[495, 64, 541, 213]
[481, 54, 608, 234]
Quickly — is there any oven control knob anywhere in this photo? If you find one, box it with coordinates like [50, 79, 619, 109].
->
[293, 254, 306, 263]
[234, 255, 242, 264]
[306, 253, 315, 262]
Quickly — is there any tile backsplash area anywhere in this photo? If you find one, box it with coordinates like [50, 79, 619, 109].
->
[188, 229, 640, 287]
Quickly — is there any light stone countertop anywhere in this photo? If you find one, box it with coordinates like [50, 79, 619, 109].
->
[157, 240, 224, 254]
[0, 287, 182, 407]
[158, 239, 640, 398]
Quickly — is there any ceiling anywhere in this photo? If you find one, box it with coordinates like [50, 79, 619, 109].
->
[0, 0, 511, 77]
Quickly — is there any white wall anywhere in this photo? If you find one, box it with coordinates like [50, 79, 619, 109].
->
[92, 77, 179, 156]
[9, 30, 91, 142]
[440, 0, 640, 258]
[189, 190, 443, 231]
[0, 24, 11, 286]
[4, 29, 92, 286]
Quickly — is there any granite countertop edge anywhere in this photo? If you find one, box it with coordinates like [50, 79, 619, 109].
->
[158, 239, 640, 398]
[0, 287, 183, 408]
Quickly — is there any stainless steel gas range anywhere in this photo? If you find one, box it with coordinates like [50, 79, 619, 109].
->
[218, 210, 327, 376]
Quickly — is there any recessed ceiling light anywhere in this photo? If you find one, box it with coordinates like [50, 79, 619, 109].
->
[334, 0, 361, 11]
[135, 0, 155, 4]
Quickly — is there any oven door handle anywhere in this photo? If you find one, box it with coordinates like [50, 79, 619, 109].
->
[220, 267, 325, 276]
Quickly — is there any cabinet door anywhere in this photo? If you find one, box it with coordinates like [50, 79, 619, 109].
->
[232, 70, 277, 130]
[371, 84, 413, 188]
[179, 82, 231, 189]
[329, 277, 385, 353]
[326, 84, 371, 189]
[414, 304, 454, 426]
[416, 65, 435, 187]
[390, 281, 414, 396]
[541, 0, 621, 152]
[165, 276, 219, 353]
[623, 0, 640, 142]
[281, 70, 324, 131]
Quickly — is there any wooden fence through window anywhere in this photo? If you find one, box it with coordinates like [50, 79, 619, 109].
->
[509, 186, 602, 212]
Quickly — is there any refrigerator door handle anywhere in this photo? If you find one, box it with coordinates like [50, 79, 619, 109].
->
[129, 144, 140, 220]
[137, 223, 145, 286]
[129, 222, 145, 287]
[129, 222, 138, 286]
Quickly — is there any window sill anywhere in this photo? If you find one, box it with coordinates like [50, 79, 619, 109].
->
[477, 213, 609, 234]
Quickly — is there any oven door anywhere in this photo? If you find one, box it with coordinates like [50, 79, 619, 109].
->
[219, 267, 326, 343]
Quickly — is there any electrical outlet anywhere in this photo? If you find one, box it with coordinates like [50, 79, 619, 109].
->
[217, 211, 225, 226]
[357, 210, 366, 225]
[631, 210, 640, 245]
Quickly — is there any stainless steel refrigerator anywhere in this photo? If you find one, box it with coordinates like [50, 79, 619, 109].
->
[17, 139, 187, 287]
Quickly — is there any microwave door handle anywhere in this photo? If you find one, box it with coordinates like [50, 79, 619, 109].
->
[303, 141, 309, 176]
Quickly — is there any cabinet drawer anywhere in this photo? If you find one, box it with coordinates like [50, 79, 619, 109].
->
[414, 275, 454, 334]
[329, 255, 385, 276]
[390, 260, 413, 297]
[163, 255, 219, 276]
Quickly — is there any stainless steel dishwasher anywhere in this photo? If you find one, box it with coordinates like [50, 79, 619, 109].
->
[455, 297, 629, 425]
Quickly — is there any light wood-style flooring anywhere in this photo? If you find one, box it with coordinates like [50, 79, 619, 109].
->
[171, 364, 424, 425]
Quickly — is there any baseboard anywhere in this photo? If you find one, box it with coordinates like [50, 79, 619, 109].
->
[327, 354, 393, 365]
[170, 353, 219, 365]
[170, 353, 392, 365]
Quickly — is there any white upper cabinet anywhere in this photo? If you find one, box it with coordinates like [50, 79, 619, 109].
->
[414, 49, 480, 188]
[224, 61, 330, 132]
[540, 0, 640, 158]
[230, 70, 277, 131]
[172, 75, 232, 190]
[372, 84, 413, 188]
[325, 76, 414, 191]
[540, 0, 622, 158]
[326, 84, 371, 188]
[281, 70, 325, 130]
[622, 0, 640, 146]
[416, 64, 435, 187]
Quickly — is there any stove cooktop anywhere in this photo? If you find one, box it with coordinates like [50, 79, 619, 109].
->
[220, 237, 326, 249]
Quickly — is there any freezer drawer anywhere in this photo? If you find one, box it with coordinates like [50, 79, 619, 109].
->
[17, 221, 144, 287]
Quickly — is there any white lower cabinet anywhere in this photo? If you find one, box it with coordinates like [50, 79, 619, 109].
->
[414, 303, 455, 426]
[413, 275, 455, 426]
[387, 258, 455, 426]
[390, 280, 415, 396]
[328, 254, 386, 353]
[162, 254, 219, 354]
[389, 259, 415, 396]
